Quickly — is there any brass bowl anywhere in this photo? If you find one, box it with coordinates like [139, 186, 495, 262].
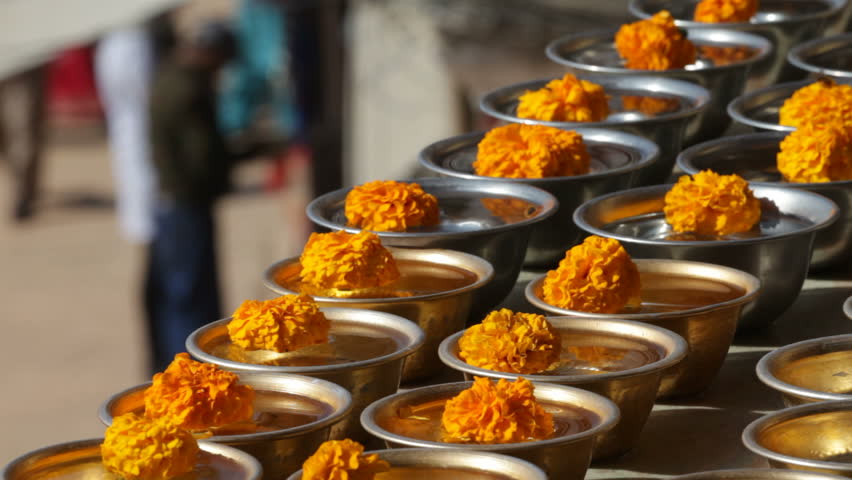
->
[670, 468, 849, 480]
[525, 258, 760, 397]
[263, 247, 493, 381]
[2, 438, 263, 480]
[359, 381, 619, 480]
[788, 33, 852, 83]
[757, 334, 852, 406]
[187, 308, 425, 442]
[727, 79, 808, 133]
[99, 372, 352, 480]
[742, 400, 852, 477]
[438, 317, 687, 459]
[285, 448, 549, 480]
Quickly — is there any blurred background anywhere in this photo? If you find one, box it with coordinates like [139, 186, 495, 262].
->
[0, 0, 629, 464]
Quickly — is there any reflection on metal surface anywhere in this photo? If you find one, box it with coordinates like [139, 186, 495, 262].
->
[758, 334, 852, 405]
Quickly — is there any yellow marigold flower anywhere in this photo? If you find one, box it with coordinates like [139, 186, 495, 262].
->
[615, 11, 697, 70]
[474, 124, 590, 178]
[517, 73, 609, 122]
[621, 95, 680, 116]
[664, 170, 762, 235]
[777, 123, 852, 183]
[345, 180, 440, 232]
[144, 353, 255, 431]
[458, 309, 561, 374]
[301, 439, 390, 480]
[778, 78, 852, 129]
[441, 377, 553, 444]
[101, 413, 199, 480]
[299, 230, 400, 291]
[228, 294, 330, 353]
[694, 0, 758, 22]
[541, 235, 641, 314]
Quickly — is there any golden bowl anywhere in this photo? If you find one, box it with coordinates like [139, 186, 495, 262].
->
[671, 468, 849, 480]
[526, 258, 760, 397]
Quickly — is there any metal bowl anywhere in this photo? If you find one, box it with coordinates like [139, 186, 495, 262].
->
[2, 438, 263, 480]
[727, 80, 811, 133]
[628, 0, 847, 87]
[418, 128, 659, 267]
[573, 184, 838, 329]
[757, 334, 852, 406]
[305, 177, 554, 314]
[670, 468, 850, 480]
[264, 247, 493, 381]
[525, 259, 759, 397]
[677, 132, 852, 271]
[187, 308, 425, 442]
[742, 400, 852, 476]
[546, 28, 771, 144]
[438, 317, 687, 459]
[99, 372, 352, 480]
[285, 448, 549, 480]
[845, 296, 852, 320]
[789, 33, 852, 83]
[360, 381, 619, 479]
[479, 76, 709, 185]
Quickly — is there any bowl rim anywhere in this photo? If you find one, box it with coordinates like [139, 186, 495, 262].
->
[628, 0, 846, 27]
[845, 296, 852, 320]
[418, 127, 660, 184]
[788, 32, 852, 79]
[669, 468, 850, 480]
[546, 28, 772, 74]
[573, 183, 840, 247]
[186, 307, 426, 374]
[437, 316, 688, 383]
[756, 333, 852, 402]
[742, 399, 852, 472]
[726, 80, 810, 133]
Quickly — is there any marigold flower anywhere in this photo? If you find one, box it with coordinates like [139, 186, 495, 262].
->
[345, 180, 440, 232]
[778, 78, 852, 129]
[101, 413, 199, 480]
[473, 124, 590, 178]
[693, 0, 758, 22]
[301, 439, 390, 480]
[541, 235, 641, 314]
[517, 73, 609, 122]
[777, 123, 852, 183]
[228, 294, 329, 353]
[664, 170, 762, 235]
[458, 309, 561, 374]
[144, 353, 255, 431]
[299, 230, 400, 291]
[621, 95, 680, 116]
[441, 377, 553, 444]
[615, 11, 697, 70]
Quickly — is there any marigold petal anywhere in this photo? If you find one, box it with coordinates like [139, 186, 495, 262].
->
[778, 78, 852, 130]
[102, 413, 199, 480]
[299, 230, 400, 291]
[693, 0, 758, 22]
[474, 124, 590, 178]
[345, 180, 440, 232]
[615, 11, 697, 70]
[663, 170, 761, 235]
[301, 439, 390, 480]
[517, 74, 609, 122]
[228, 294, 329, 353]
[777, 123, 852, 183]
[459, 309, 561, 374]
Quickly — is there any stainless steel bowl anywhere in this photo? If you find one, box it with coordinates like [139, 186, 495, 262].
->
[479, 76, 709, 185]
[677, 132, 852, 271]
[2, 438, 263, 480]
[438, 317, 687, 459]
[99, 372, 352, 480]
[742, 400, 852, 477]
[305, 177, 555, 314]
[418, 128, 659, 266]
[727, 80, 808, 133]
[789, 33, 852, 83]
[670, 469, 850, 480]
[573, 184, 839, 329]
[285, 448, 549, 480]
[546, 28, 771, 144]
[525, 259, 759, 397]
[187, 308, 425, 442]
[628, 0, 847, 87]
[360, 381, 619, 479]
[845, 296, 852, 320]
[264, 247, 492, 381]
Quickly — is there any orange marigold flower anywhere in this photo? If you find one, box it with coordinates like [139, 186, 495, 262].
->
[144, 353, 255, 431]
[541, 235, 641, 314]
[517, 73, 609, 122]
[441, 377, 553, 444]
[458, 309, 561, 374]
[778, 78, 852, 129]
[621, 95, 680, 116]
[299, 230, 400, 291]
[615, 11, 697, 70]
[228, 294, 329, 353]
[345, 180, 440, 232]
[694, 0, 758, 22]
[777, 123, 852, 183]
[664, 170, 762, 235]
[102, 413, 199, 480]
[474, 124, 590, 178]
[301, 439, 390, 480]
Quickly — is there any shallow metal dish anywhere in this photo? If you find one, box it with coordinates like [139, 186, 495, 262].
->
[670, 468, 849, 480]
[788, 33, 852, 83]
[727, 80, 809, 132]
